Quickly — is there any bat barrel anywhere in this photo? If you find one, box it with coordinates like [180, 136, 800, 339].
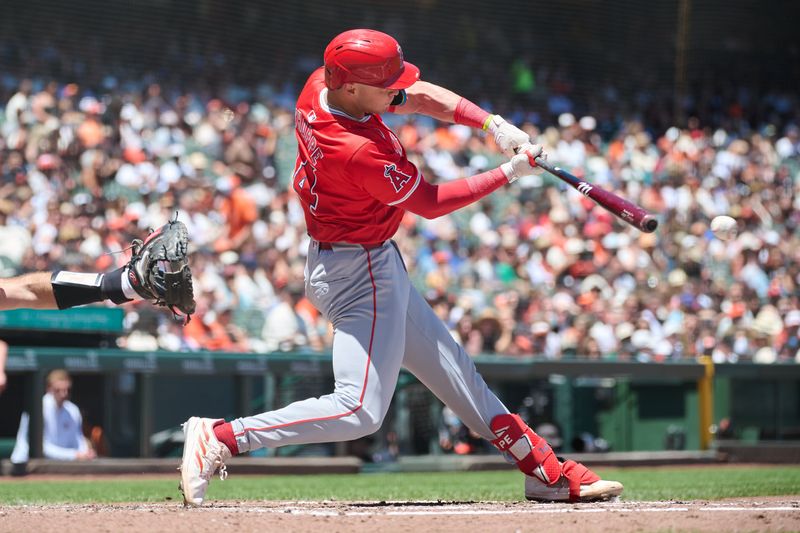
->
[533, 156, 658, 234]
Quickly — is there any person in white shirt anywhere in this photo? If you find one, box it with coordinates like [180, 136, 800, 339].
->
[42, 369, 96, 461]
[0, 340, 7, 395]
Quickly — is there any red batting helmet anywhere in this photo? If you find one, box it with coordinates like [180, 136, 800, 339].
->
[324, 29, 420, 90]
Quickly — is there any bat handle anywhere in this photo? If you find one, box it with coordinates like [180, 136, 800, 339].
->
[533, 155, 555, 174]
[513, 147, 557, 176]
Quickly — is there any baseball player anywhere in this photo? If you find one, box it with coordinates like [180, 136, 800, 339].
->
[180, 29, 623, 505]
[0, 219, 195, 319]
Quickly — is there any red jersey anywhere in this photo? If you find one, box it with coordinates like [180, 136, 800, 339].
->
[292, 68, 421, 244]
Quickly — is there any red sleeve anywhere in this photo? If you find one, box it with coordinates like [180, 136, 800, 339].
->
[351, 138, 509, 219]
[454, 97, 492, 130]
[400, 168, 508, 219]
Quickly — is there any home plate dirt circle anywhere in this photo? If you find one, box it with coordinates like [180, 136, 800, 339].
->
[0, 497, 797, 532]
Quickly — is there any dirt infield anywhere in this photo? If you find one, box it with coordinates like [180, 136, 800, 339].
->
[1, 497, 797, 532]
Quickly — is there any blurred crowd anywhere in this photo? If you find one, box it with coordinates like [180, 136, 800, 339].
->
[0, 72, 799, 365]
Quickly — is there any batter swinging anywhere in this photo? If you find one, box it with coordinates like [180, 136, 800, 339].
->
[180, 29, 623, 506]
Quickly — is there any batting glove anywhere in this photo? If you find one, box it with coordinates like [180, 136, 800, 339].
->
[489, 115, 530, 156]
[500, 143, 546, 183]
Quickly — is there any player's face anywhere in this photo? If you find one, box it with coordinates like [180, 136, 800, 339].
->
[353, 84, 399, 114]
[48, 379, 71, 406]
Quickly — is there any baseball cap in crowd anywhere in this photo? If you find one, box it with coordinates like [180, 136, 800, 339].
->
[215, 175, 240, 194]
[564, 238, 585, 256]
[737, 231, 761, 251]
[615, 322, 634, 341]
[558, 113, 576, 128]
[579, 116, 597, 131]
[531, 321, 550, 336]
[36, 153, 59, 171]
[551, 292, 575, 313]
[667, 269, 688, 288]
[753, 347, 777, 364]
[751, 305, 783, 337]
[785, 310, 800, 328]
[78, 96, 104, 115]
[580, 274, 611, 297]
[432, 250, 451, 264]
[220, 250, 239, 266]
[123, 147, 147, 164]
[630, 329, 653, 350]
[653, 339, 673, 360]
[549, 206, 569, 224]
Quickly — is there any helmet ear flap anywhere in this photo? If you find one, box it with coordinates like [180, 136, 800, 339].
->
[324, 65, 344, 90]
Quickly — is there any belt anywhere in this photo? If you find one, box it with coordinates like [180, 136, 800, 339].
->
[318, 241, 385, 251]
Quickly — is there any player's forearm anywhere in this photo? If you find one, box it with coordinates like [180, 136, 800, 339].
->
[401, 81, 494, 132]
[43, 440, 80, 461]
[398, 81, 458, 120]
[0, 272, 58, 310]
[401, 167, 508, 219]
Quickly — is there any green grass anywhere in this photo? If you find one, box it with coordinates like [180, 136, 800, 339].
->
[0, 466, 798, 505]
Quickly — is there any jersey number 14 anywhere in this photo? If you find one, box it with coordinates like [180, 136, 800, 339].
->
[293, 158, 320, 212]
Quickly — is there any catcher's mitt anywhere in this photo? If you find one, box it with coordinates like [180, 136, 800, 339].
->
[128, 219, 196, 323]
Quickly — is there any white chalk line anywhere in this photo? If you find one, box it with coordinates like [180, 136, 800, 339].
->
[263, 505, 799, 517]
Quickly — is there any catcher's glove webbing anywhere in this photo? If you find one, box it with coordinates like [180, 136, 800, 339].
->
[128, 218, 196, 323]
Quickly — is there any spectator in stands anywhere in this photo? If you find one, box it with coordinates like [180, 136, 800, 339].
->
[213, 174, 259, 253]
[261, 284, 309, 352]
[0, 339, 7, 395]
[778, 310, 800, 362]
[438, 406, 485, 455]
[43, 369, 96, 461]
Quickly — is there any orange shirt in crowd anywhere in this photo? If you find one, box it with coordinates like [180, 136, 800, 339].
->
[77, 117, 105, 148]
[220, 188, 258, 241]
[182, 314, 245, 352]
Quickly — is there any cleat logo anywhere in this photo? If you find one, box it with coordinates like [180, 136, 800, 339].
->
[492, 425, 512, 449]
[493, 425, 509, 437]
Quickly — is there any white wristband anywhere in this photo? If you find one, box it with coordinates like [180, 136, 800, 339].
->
[500, 162, 516, 183]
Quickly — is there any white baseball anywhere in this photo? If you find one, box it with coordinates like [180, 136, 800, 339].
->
[710, 215, 737, 241]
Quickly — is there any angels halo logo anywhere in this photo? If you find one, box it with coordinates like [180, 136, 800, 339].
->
[384, 164, 412, 192]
